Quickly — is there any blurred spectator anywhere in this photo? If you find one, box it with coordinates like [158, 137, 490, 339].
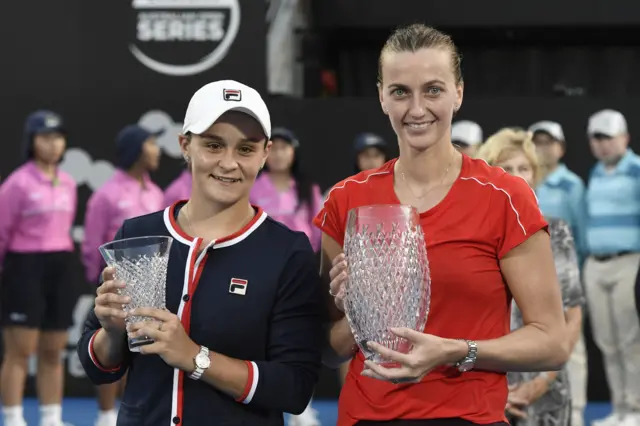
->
[529, 120, 588, 426]
[81, 124, 163, 426]
[164, 168, 192, 207]
[323, 132, 389, 201]
[250, 127, 323, 254]
[530, 121, 587, 260]
[477, 127, 583, 426]
[352, 132, 389, 174]
[583, 109, 640, 426]
[0, 110, 77, 426]
[250, 128, 324, 426]
[452, 120, 483, 157]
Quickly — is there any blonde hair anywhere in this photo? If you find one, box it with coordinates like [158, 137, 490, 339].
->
[377, 24, 463, 85]
[476, 128, 541, 185]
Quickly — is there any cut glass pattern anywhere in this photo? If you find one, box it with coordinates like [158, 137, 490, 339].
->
[343, 205, 430, 365]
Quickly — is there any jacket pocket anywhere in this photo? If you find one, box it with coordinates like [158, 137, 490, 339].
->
[116, 401, 144, 426]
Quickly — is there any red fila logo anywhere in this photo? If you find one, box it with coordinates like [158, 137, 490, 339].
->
[223, 89, 242, 102]
[229, 278, 248, 295]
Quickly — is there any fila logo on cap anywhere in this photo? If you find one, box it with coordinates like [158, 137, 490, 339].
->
[223, 89, 242, 102]
[229, 278, 248, 295]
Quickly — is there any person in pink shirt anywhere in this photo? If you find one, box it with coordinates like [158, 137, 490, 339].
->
[0, 110, 77, 426]
[163, 169, 192, 207]
[249, 127, 322, 426]
[250, 127, 323, 253]
[81, 124, 162, 426]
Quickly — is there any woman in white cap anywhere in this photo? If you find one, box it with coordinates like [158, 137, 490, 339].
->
[77, 80, 325, 426]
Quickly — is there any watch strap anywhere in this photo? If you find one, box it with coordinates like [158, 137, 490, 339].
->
[188, 346, 210, 381]
[455, 339, 478, 371]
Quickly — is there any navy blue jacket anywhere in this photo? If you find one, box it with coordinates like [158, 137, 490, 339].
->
[78, 203, 325, 426]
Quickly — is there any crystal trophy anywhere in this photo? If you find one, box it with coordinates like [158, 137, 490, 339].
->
[343, 204, 430, 365]
[99, 236, 172, 352]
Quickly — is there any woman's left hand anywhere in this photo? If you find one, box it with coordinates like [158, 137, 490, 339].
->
[126, 308, 199, 372]
[361, 327, 466, 383]
[508, 378, 549, 406]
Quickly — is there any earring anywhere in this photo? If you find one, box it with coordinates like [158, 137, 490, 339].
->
[454, 104, 460, 112]
[183, 154, 190, 162]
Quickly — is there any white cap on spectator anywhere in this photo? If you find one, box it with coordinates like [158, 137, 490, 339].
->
[587, 109, 627, 138]
[183, 80, 271, 138]
[529, 121, 565, 141]
[452, 120, 483, 146]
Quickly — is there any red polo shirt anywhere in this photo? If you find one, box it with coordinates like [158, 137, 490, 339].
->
[314, 156, 547, 425]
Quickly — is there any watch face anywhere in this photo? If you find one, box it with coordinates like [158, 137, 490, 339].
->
[195, 353, 211, 369]
[459, 362, 473, 372]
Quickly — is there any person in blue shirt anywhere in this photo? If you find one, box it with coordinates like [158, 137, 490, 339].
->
[530, 121, 587, 260]
[77, 80, 325, 426]
[529, 120, 588, 426]
[583, 109, 640, 426]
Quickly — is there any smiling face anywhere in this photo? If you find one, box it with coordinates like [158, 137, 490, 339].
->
[179, 111, 271, 208]
[379, 47, 463, 153]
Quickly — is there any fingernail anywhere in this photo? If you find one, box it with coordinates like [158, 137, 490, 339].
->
[123, 297, 131, 303]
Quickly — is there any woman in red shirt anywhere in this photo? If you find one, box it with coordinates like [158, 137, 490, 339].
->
[314, 24, 570, 426]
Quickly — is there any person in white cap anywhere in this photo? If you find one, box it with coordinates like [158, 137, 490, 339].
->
[583, 109, 640, 426]
[529, 120, 589, 426]
[76, 80, 325, 426]
[529, 122, 587, 259]
[451, 120, 483, 157]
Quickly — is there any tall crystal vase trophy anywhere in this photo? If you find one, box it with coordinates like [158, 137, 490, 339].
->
[99, 236, 173, 352]
[343, 205, 430, 366]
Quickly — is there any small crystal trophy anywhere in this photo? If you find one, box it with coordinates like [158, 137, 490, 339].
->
[343, 205, 430, 365]
[99, 236, 172, 352]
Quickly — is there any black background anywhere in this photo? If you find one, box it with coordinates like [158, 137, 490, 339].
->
[311, 0, 640, 28]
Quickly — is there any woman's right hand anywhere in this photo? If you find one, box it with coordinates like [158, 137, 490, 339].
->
[329, 253, 348, 312]
[95, 267, 129, 333]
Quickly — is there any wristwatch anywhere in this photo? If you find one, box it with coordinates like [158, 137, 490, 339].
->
[455, 340, 478, 372]
[188, 346, 211, 380]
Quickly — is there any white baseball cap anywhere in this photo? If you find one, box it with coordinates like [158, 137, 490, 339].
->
[529, 121, 565, 141]
[182, 80, 271, 138]
[587, 109, 627, 138]
[451, 120, 483, 146]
